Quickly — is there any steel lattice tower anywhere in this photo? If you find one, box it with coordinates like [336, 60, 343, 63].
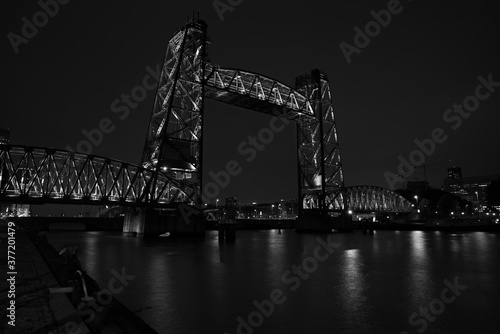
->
[296, 70, 345, 214]
[141, 14, 208, 205]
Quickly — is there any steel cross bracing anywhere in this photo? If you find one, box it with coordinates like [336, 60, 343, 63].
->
[343, 186, 413, 213]
[296, 70, 345, 213]
[204, 64, 315, 121]
[141, 16, 208, 205]
[0, 145, 190, 206]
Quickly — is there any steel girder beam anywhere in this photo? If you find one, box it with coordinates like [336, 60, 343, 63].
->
[296, 70, 345, 214]
[0, 145, 190, 207]
[141, 15, 208, 205]
[204, 64, 315, 121]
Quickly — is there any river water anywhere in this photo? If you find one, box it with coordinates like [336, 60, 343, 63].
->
[48, 230, 500, 334]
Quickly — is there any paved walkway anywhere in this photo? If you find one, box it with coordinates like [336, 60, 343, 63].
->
[1, 222, 90, 334]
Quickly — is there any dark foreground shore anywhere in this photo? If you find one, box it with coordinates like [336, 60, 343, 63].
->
[0, 220, 158, 334]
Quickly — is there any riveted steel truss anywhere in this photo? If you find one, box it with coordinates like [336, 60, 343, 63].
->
[296, 70, 345, 213]
[0, 145, 190, 206]
[343, 186, 413, 213]
[204, 64, 315, 120]
[141, 15, 208, 205]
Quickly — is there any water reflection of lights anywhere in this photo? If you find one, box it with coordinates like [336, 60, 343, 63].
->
[344, 249, 362, 279]
[408, 231, 431, 306]
[410, 231, 426, 260]
[340, 249, 366, 315]
[82, 232, 100, 275]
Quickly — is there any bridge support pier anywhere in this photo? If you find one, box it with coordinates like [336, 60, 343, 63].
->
[361, 220, 374, 235]
[295, 210, 353, 233]
[164, 207, 205, 238]
[218, 219, 236, 242]
[123, 207, 205, 238]
[123, 208, 162, 237]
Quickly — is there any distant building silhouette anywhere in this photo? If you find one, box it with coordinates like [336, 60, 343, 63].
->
[0, 128, 10, 145]
[224, 197, 238, 218]
[442, 168, 500, 209]
[1, 203, 31, 217]
[239, 199, 298, 219]
[447, 166, 462, 179]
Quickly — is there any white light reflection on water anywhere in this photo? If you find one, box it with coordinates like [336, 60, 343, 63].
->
[338, 248, 370, 331]
[407, 231, 432, 307]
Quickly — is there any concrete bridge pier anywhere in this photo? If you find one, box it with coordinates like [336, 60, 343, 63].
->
[361, 220, 374, 235]
[295, 210, 353, 233]
[218, 219, 237, 242]
[165, 206, 205, 238]
[123, 206, 205, 237]
[123, 208, 162, 237]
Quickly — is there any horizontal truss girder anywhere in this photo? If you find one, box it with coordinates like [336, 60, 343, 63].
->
[0, 145, 193, 207]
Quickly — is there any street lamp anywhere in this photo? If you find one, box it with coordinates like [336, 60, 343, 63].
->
[414, 196, 419, 217]
[216, 199, 219, 208]
[475, 191, 480, 221]
[271, 204, 275, 218]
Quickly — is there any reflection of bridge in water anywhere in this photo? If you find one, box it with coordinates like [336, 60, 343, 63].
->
[0, 13, 412, 235]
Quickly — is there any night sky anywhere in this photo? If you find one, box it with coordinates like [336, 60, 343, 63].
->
[3, 0, 499, 210]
